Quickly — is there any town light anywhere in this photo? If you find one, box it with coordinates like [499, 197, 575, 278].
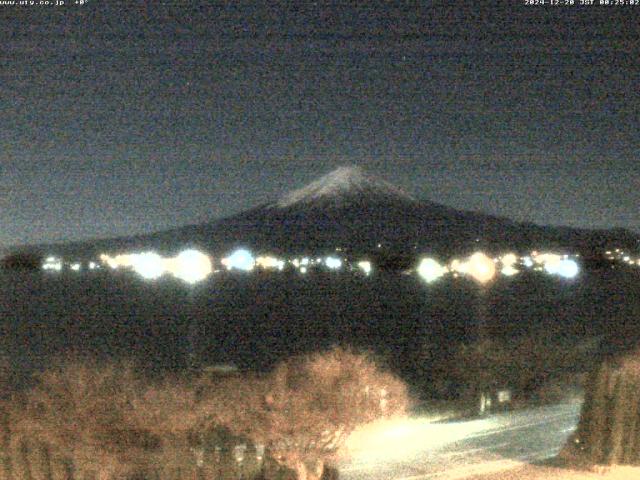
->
[100, 253, 118, 269]
[556, 259, 579, 278]
[417, 258, 446, 283]
[465, 252, 496, 285]
[130, 252, 165, 280]
[500, 253, 519, 277]
[222, 249, 255, 271]
[501, 265, 519, 276]
[536, 253, 562, 270]
[256, 255, 285, 271]
[325, 256, 342, 270]
[169, 249, 212, 284]
[43, 256, 63, 272]
[357, 260, 372, 275]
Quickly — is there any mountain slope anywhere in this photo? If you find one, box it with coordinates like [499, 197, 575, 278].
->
[28, 166, 639, 259]
[272, 166, 418, 208]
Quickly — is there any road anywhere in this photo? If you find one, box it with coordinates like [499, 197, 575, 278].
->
[340, 401, 582, 480]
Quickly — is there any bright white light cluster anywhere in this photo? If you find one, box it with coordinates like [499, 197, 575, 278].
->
[221, 249, 255, 272]
[291, 257, 319, 274]
[100, 249, 213, 283]
[417, 252, 497, 285]
[415, 249, 583, 285]
[42, 256, 94, 273]
[452, 252, 496, 284]
[86, 243, 596, 285]
[130, 252, 164, 280]
[167, 249, 213, 283]
[549, 258, 579, 278]
[255, 255, 285, 271]
[43, 256, 63, 272]
[530, 252, 579, 279]
[324, 256, 342, 270]
[417, 258, 447, 283]
[357, 260, 372, 276]
[500, 253, 519, 277]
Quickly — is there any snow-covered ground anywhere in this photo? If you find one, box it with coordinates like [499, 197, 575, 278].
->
[340, 401, 582, 480]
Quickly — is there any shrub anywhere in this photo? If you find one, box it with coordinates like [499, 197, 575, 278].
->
[202, 346, 410, 480]
[2, 348, 410, 480]
[10, 359, 155, 479]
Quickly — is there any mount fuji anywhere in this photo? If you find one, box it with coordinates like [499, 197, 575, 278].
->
[272, 166, 419, 209]
[33, 166, 639, 261]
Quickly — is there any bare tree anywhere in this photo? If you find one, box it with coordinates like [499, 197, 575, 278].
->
[201, 347, 410, 480]
[124, 374, 207, 478]
[4, 348, 409, 480]
[11, 360, 157, 479]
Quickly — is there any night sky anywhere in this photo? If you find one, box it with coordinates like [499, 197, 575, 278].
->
[1, 2, 639, 247]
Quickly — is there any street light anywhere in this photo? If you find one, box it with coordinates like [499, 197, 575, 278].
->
[417, 257, 447, 283]
[462, 252, 496, 416]
[324, 256, 342, 270]
[168, 249, 213, 284]
[130, 252, 165, 280]
[500, 253, 519, 277]
[222, 248, 255, 272]
[169, 248, 214, 371]
[460, 251, 496, 344]
[464, 252, 496, 286]
[357, 260, 372, 276]
[556, 259, 579, 278]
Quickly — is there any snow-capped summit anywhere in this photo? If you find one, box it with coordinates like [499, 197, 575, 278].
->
[273, 166, 417, 208]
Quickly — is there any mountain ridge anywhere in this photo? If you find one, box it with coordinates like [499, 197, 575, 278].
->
[9, 167, 639, 260]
